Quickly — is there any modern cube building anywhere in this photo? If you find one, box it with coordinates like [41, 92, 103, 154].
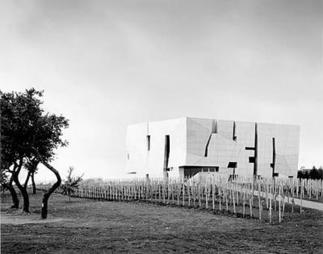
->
[126, 117, 300, 179]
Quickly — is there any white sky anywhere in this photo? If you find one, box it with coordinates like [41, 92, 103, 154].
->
[1, 0, 322, 182]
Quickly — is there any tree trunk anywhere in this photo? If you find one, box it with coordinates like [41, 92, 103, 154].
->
[6, 176, 19, 208]
[31, 172, 36, 194]
[40, 161, 61, 219]
[12, 170, 30, 213]
[24, 171, 31, 189]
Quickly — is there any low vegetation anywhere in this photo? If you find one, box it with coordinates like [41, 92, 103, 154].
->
[1, 191, 322, 253]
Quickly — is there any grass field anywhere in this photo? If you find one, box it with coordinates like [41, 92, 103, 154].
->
[1, 191, 323, 253]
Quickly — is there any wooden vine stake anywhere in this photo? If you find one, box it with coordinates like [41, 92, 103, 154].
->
[225, 186, 229, 212]
[274, 189, 277, 212]
[219, 185, 222, 212]
[158, 184, 162, 203]
[182, 183, 185, 206]
[172, 184, 175, 204]
[232, 184, 236, 215]
[258, 182, 261, 220]
[242, 189, 246, 217]
[198, 184, 202, 208]
[266, 183, 269, 209]
[300, 180, 303, 213]
[236, 183, 239, 205]
[259, 200, 263, 221]
[269, 192, 272, 224]
[177, 184, 180, 206]
[188, 182, 191, 207]
[282, 194, 285, 218]
[278, 185, 282, 223]
[249, 188, 253, 218]
[205, 184, 209, 209]
[192, 184, 196, 208]
[163, 183, 166, 204]
[212, 183, 215, 212]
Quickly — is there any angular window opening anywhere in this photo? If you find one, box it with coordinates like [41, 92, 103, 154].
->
[205, 121, 217, 157]
[249, 157, 255, 163]
[127, 153, 130, 160]
[165, 135, 170, 154]
[227, 162, 237, 168]
[212, 120, 217, 134]
[233, 121, 237, 141]
[204, 135, 212, 157]
[146, 135, 151, 151]
[163, 135, 170, 176]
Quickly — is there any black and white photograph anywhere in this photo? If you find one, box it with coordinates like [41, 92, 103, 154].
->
[1, 0, 322, 253]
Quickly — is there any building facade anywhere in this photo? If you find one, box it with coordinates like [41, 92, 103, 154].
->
[126, 117, 300, 179]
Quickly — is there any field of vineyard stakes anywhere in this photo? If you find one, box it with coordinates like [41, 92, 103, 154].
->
[1, 189, 323, 253]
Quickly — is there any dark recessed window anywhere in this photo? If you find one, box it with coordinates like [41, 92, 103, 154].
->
[228, 162, 237, 168]
[163, 135, 170, 172]
[146, 135, 151, 151]
[233, 121, 237, 141]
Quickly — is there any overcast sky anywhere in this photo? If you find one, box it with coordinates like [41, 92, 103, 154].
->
[1, 0, 322, 181]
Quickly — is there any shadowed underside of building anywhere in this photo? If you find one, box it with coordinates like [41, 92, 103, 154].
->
[126, 117, 300, 180]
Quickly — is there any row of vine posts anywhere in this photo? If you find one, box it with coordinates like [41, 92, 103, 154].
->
[61, 177, 323, 224]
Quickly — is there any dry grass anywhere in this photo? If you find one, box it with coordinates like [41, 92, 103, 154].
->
[1, 192, 323, 253]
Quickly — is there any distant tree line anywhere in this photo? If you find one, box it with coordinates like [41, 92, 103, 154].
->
[297, 166, 323, 180]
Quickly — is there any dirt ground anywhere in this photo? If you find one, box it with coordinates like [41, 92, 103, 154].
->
[1, 192, 323, 253]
